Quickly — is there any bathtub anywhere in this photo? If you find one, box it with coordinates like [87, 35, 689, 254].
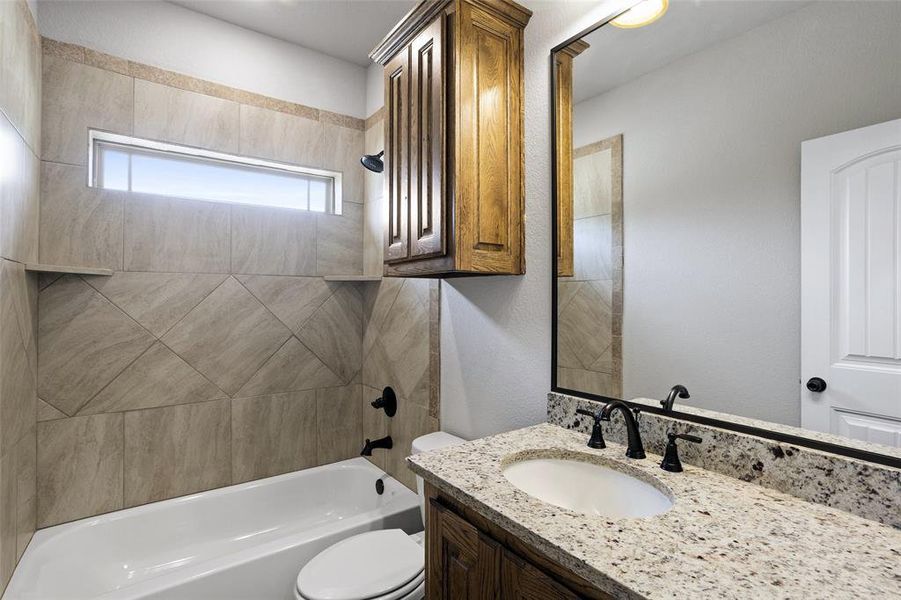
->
[6, 458, 421, 600]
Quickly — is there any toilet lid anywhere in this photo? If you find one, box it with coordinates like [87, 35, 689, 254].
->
[297, 530, 424, 600]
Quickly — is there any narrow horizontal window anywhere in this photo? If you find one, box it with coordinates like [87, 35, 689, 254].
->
[89, 130, 342, 214]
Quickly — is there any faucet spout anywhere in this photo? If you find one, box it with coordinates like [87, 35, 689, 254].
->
[360, 435, 393, 456]
[661, 385, 690, 412]
[599, 401, 646, 459]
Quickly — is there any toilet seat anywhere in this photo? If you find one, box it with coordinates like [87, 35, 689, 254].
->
[296, 529, 424, 600]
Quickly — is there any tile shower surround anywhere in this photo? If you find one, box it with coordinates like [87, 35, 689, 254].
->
[34, 39, 438, 529]
[0, 0, 42, 593]
[548, 392, 901, 528]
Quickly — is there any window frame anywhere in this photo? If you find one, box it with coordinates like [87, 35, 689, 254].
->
[87, 129, 343, 215]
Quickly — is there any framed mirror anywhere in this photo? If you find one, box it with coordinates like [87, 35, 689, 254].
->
[551, 0, 901, 466]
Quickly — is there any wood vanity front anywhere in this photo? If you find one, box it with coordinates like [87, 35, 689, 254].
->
[425, 483, 611, 599]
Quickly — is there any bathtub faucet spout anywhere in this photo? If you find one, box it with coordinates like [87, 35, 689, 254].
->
[361, 436, 393, 456]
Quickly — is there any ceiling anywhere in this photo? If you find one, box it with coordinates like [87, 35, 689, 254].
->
[572, 0, 811, 104]
[170, 0, 417, 66]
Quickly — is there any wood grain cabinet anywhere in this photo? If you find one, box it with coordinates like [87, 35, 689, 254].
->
[425, 486, 613, 600]
[371, 0, 532, 277]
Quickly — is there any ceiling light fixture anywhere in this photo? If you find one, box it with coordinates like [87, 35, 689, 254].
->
[610, 0, 668, 29]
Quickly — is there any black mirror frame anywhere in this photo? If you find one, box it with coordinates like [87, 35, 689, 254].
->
[548, 8, 901, 470]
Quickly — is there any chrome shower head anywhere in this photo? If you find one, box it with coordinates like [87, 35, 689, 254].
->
[360, 150, 384, 173]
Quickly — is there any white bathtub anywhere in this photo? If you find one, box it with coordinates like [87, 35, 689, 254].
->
[6, 458, 421, 600]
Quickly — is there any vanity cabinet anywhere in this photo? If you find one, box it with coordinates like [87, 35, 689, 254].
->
[371, 0, 532, 277]
[425, 485, 612, 599]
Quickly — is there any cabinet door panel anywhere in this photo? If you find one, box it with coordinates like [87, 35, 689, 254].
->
[455, 2, 524, 274]
[384, 48, 410, 262]
[428, 499, 500, 600]
[501, 548, 582, 599]
[409, 16, 446, 259]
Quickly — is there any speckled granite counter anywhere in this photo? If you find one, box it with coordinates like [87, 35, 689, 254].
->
[408, 423, 901, 599]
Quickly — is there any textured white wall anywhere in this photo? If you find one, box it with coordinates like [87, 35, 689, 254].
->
[439, 0, 631, 439]
[365, 62, 383, 119]
[36, 0, 368, 118]
[572, 2, 901, 425]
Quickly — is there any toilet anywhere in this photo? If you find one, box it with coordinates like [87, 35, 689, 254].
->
[294, 432, 465, 600]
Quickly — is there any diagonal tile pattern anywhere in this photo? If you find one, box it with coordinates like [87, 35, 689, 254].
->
[236, 275, 336, 334]
[79, 342, 226, 415]
[86, 272, 228, 338]
[38, 276, 155, 415]
[296, 285, 362, 384]
[236, 337, 343, 398]
[161, 277, 292, 396]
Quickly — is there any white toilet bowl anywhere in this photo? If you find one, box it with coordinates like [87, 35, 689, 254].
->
[293, 432, 464, 600]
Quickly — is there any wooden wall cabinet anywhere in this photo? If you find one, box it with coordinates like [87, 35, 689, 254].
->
[371, 0, 532, 277]
[425, 485, 613, 599]
[554, 40, 589, 277]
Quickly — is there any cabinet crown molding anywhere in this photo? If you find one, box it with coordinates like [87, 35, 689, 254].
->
[369, 0, 532, 65]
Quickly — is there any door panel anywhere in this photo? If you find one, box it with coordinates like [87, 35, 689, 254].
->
[801, 117, 901, 443]
[410, 16, 446, 259]
[455, 2, 524, 273]
[385, 49, 410, 262]
[501, 548, 582, 599]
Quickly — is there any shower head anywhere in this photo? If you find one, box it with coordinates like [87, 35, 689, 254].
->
[360, 150, 384, 173]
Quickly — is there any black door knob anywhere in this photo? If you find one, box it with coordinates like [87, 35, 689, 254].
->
[806, 377, 827, 393]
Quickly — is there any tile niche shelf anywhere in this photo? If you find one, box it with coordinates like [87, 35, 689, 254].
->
[25, 263, 114, 276]
[322, 275, 382, 282]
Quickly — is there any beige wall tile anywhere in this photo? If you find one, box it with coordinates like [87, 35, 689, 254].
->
[39, 162, 123, 270]
[80, 342, 226, 415]
[362, 279, 430, 408]
[360, 384, 388, 472]
[161, 277, 291, 395]
[557, 280, 612, 371]
[573, 214, 612, 281]
[387, 397, 436, 491]
[124, 194, 230, 273]
[134, 80, 240, 153]
[236, 337, 342, 398]
[231, 391, 317, 483]
[85, 272, 228, 338]
[317, 384, 362, 465]
[236, 275, 336, 334]
[0, 0, 41, 152]
[297, 285, 362, 384]
[231, 205, 316, 276]
[37, 413, 124, 527]
[238, 105, 324, 166]
[0, 261, 35, 456]
[37, 399, 65, 422]
[38, 276, 155, 415]
[41, 55, 132, 165]
[0, 115, 39, 264]
[124, 399, 230, 506]
[13, 426, 36, 561]
[362, 121, 384, 276]
[316, 202, 362, 276]
[573, 148, 613, 219]
[320, 122, 364, 206]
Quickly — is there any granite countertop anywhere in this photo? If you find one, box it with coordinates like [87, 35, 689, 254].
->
[408, 423, 901, 600]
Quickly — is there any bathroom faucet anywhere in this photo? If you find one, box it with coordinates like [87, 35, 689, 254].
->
[661, 384, 690, 412]
[360, 436, 393, 456]
[599, 401, 646, 459]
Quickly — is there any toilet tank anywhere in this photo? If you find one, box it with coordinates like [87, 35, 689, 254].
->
[411, 432, 465, 527]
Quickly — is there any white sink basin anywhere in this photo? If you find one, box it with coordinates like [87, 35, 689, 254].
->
[502, 455, 673, 518]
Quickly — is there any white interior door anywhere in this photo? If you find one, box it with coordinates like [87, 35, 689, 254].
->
[801, 117, 901, 447]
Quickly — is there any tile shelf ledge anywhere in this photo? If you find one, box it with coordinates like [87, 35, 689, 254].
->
[322, 275, 382, 282]
[25, 263, 114, 276]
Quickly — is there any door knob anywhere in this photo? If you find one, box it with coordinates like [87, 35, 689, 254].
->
[806, 377, 827, 393]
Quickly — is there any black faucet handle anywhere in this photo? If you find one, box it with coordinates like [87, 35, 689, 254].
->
[668, 432, 702, 444]
[575, 408, 605, 449]
[661, 431, 701, 472]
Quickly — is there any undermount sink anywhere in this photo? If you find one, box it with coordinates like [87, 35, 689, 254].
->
[502, 453, 674, 518]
